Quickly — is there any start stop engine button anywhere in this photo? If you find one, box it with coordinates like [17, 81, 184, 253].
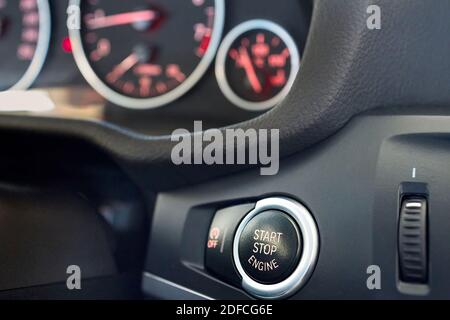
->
[233, 197, 319, 299]
[238, 210, 302, 284]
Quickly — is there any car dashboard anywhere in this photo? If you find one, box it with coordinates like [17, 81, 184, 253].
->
[2, 0, 450, 305]
[1, 0, 311, 135]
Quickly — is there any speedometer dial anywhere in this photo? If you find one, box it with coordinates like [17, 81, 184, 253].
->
[69, 0, 225, 110]
[216, 20, 300, 111]
[0, 0, 51, 90]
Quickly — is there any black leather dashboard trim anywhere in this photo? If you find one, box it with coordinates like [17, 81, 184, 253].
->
[1, 0, 450, 190]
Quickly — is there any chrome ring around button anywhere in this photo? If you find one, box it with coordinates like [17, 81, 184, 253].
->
[233, 197, 319, 299]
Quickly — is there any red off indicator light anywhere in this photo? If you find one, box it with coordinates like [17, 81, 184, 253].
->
[62, 36, 72, 53]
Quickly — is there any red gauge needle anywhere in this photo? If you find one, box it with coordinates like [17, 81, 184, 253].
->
[86, 10, 157, 30]
[107, 53, 139, 83]
[239, 46, 262, 93]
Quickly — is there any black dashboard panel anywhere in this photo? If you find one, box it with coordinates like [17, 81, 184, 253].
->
[142, 110, 450, 299]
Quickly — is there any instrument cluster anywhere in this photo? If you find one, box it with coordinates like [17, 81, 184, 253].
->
[0, 0, 311, 134]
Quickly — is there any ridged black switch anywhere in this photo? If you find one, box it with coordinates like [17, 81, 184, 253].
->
[398, 197, 428, 283]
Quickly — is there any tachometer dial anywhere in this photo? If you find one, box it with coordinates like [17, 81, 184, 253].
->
[69, 0, 225, 110]
[216, 20, 300, 111]
[0, 0, 51, 90]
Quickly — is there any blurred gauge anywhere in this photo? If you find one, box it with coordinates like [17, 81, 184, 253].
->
[216, 20, 300, 111]
[69, 0, 225, 110]
[0, 0, 51, 90]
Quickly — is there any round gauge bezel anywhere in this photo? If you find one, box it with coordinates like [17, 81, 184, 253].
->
[68, 0, 225, 110]
[215, 19, 300, 112]
[8, 0, 51, 90]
